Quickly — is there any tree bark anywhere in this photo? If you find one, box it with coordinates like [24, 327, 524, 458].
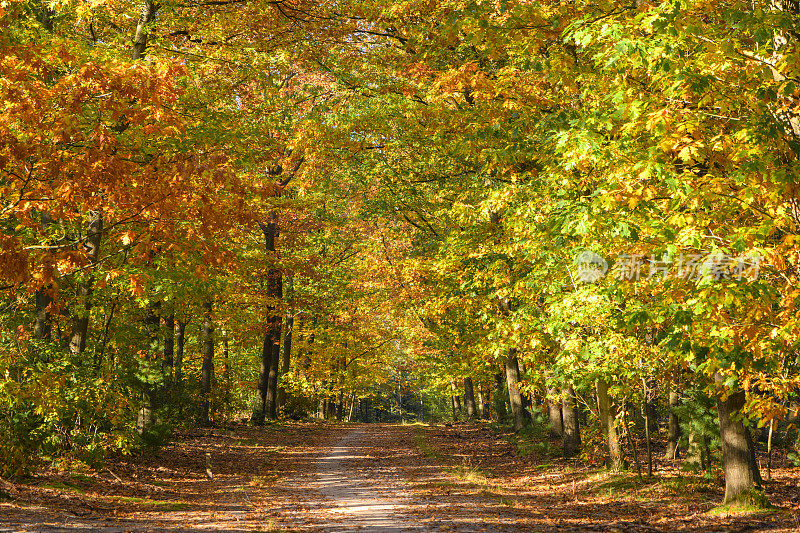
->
[199, 299, 214, 426]
[596, 379, 623, 471]
[562, 386, 581, 457]
[464, 377, 477, 419]
[665, 389, 681, 460]
[718, 389, 762, 503]
[505, 349, 526, 431]
[69, 210, 102, 356]
[548, 387, 564, 437]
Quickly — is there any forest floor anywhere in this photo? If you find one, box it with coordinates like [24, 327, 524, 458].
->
[1, 421, 799, 532]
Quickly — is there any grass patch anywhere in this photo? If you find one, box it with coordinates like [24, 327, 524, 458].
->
[111, 496, 147, 504]
[708, 490, 774, 515]
[249, 474, 279, 486]
[41, 481, 86, 494]
[507, 421, 559, 458]
[584, 472, 660, 500]
[447, 464, 487, 485]
[69, 473, 93, 484]
[660, 475, 714, 497]
[158, 502, 191, 511]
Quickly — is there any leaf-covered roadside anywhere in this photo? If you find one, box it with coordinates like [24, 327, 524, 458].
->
[0, 422, 334, 532]
[406, 423, 800, 532]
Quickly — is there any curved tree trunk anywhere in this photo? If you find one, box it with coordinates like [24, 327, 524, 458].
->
[132, 1, 157, 60]
[69, 210, 102, 356]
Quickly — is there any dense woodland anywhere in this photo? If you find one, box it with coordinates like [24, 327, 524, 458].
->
[2, 0, 800, 514]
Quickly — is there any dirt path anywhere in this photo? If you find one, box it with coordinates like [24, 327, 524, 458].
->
[309, 427, 423, 532]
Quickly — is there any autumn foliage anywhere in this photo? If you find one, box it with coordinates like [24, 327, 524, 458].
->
[2, 0, 800, 510]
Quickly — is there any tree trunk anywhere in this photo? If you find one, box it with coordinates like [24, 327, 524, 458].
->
[477, 382, 487, 419]
[686, 424, 706, 469]
[132, 1, 157, 60]
[347, 392, 356, 422]
[265, 335, 280, 419]
[199, 299, 214, 426]
[450, 379, 460, 421]
[562, 386, 581, 457]
[718, 389, 763, 504]
[69, 210, 102, 355]
[642, 394, 653, 478]
[505, 350, 526, 431]
[494, 371, 508, 421]
[34, 287, 52, 341]
[517, 359, 534, 423]
[665, 389, 681, 460]
[596, 379, 623, 471]
[256, 212, 283, 422]
[745, 426, 764, 487]
[174, 319, 186, 388]
[464, 377, 477, 419]
[163, 313, 174, 376]
[548, 387, 564, 437]
[222, 329, 230, 407]
[317, 396, 325, 419]
[276, 313, 293, 414]
[336, 389, 344, 420]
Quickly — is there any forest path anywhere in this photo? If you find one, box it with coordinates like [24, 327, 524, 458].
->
[2, 422, 799, 532]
